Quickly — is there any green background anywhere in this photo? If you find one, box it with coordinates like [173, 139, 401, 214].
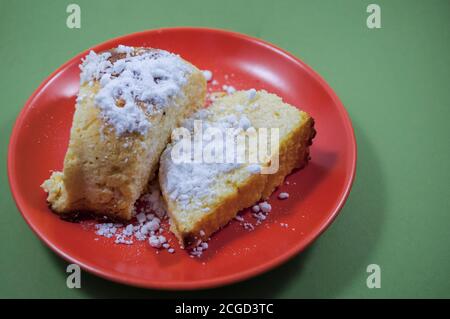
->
[1, 0, 449, 298]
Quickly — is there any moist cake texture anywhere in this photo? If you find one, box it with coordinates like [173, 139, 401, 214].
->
[42, 45, 206, 220]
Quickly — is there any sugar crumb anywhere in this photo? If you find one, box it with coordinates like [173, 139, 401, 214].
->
[278, 192, 289, 200]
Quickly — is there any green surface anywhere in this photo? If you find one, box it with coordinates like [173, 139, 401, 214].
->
[1, 0, 449, 298]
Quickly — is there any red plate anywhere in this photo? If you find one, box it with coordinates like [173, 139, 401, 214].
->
[8, 28, 356, 290]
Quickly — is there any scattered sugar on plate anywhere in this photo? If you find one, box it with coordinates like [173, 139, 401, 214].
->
[93, 181, 176, 254]
[243, 222, 255, 231]
[259, 201, 272, 213]
[278, 192, 289, 200]
[136, 212, 147, 223]
[190, 240, 210, 258]
[202, 70, 213, 82]
[235, 200, 277, 230]
[251, 205, 260, 213]
[247, 164, 261, 174]
[149, 235, 166, 248]
[253, 212, 267, 223]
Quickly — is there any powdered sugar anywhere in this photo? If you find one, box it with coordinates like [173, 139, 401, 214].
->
[247, 88, 257, 100]
[222, 84, 236, 94]
[79, 51, 113, 84]
[190, 240, 210, 258]
[89, 65, 297, 258]
[149, 235, 167, 248]
[79, 46, 193, 136]
[139, 182, 166, 218]
[202, 70, 213, 82]
[259, 201, 272, 213]
[161, 108, 260, 212]
[93, 181, 177, 253]
[235, 199, 279, 230]
[116, 44, 134, 55]
[278, 192, 289, 199]
[251, 205, 260, 213]
[246, 164, 262, 174]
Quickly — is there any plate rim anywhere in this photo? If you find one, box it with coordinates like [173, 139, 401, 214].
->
[7, 27, 357, 290]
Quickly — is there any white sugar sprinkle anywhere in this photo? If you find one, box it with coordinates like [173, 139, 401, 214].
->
[80, 46, 192, 136]
[259, 201, 272, 213]
[278, 192, 290, 200]
[252, 205, 260, 213]
[92, 181, 181, 254]
[160, 108, 259, 213]
[202, 70, 213, 81]
[247, 88, 257, 100]
[222, 84, 236, 95]
[190, 240, 210, 257]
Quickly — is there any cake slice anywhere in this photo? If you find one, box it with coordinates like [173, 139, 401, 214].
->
[159, 90, 315, 247]
[42, 45, 206, 220]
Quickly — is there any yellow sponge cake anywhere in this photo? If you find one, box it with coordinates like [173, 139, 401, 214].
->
[159, 90, 315, 246]
[42, 45, 206, 220]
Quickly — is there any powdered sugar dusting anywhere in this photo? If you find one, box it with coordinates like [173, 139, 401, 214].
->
[93, 182, 177, 253]
[161, 108, 259, 213]
[79, 45, 193, 136]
